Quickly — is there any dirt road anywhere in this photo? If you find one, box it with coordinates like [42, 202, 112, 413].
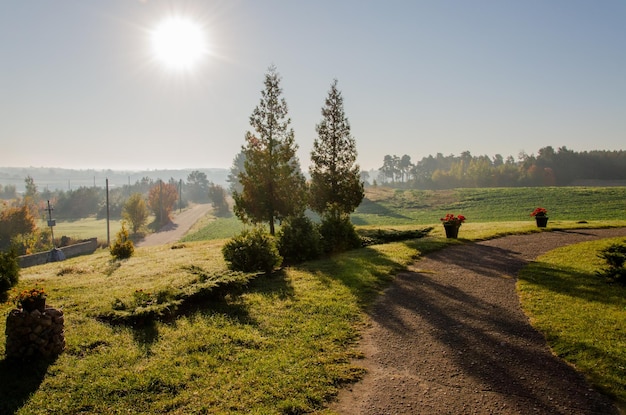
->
[135, 203, 213, 248]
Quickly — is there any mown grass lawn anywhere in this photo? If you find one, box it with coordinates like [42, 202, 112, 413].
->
[1, 236, 443, 414]
[518, 237, 626, 408]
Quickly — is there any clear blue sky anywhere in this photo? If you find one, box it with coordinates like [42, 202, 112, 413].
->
[1, 1, 624, 171]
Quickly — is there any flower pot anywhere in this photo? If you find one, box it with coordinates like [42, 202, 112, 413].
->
[443, 224, 460, 238]
[21, 297, 46, 313]
[535, 216, 549, 228]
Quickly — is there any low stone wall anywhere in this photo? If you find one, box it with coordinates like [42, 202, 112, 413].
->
[5, 307, 65, 359]
[19, 237, 98, 268]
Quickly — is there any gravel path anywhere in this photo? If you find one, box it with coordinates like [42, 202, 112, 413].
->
[332, 228, 626, 415]
[135, 203, 212, 248]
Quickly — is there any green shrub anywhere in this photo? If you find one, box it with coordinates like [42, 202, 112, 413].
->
[358, 227, 433, 246]
[596, 242, 626, 284]
[0, 248, 20, 301]
[110, 222, 134, 260]
[277, 215, 322, 264]
[222, 227, 282, 273]
[319, 215, 362, 254]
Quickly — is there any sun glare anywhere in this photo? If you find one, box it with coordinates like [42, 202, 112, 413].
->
[151, 17, 208, 71]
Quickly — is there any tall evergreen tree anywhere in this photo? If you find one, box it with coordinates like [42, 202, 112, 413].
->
[233, 66, 306, 235]
[309, 79, 364, 220]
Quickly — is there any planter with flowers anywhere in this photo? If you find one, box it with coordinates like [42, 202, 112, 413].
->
[531, 207, 549, 228]
[16, 287, 46, 312]
[6, 286, 65, 359]
[440, 214, 466, 238]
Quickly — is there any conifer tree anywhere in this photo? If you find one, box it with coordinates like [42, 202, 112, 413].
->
[310, 79, 364, 220]
[233, 66, 306, 235]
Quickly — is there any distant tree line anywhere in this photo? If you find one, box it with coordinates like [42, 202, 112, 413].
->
[0, 184, 17, 199]
[377, 146, 626, 189]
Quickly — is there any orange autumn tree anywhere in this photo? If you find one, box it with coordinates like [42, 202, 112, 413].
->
[0, 203, 37, 251]
[147, 180, 178, 227]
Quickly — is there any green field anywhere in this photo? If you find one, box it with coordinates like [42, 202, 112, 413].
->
[2, 186, 625, 413]
[181, 186, 626, 241]
[353, 186, 626, 225]
[39, 217, 123, 244]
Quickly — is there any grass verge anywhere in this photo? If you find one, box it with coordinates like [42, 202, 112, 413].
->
[518, 237, 626, 409]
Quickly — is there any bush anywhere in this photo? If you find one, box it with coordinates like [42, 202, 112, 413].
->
[277, 215, 322, 264]
[222, 227, 282, 273]
[596, 242, 626, 284]
[110, 222, 135, 260]
[0, 248, 20, 301]
[123, 193, 149, 234]
[358, 227, 433, 246]
[319, 215, 362, 254]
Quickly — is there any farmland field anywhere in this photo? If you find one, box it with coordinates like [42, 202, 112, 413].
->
[39, 217, 123, 243]
[352, 186, 626, 226]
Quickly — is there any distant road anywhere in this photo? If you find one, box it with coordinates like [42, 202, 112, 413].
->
[136, 203, 212, 248]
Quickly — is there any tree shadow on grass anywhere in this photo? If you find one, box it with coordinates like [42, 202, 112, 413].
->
[148, 218, 177, 233]
[132, 320, 159, 356]
[300, 245, 408, 309]
[0, 357, 54, 414]
[352, 198, 412, 225]
[127, 270, 295, 351]
[520, 260, 626, 305]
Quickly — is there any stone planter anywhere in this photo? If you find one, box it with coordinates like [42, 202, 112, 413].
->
[5, 306, 65, 359]
[535, 216, 549, 228]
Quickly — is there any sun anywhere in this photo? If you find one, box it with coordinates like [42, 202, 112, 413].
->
[150, 17, 208, 71]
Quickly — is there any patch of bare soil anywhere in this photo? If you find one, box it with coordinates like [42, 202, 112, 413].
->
[331, 228, 626, 414]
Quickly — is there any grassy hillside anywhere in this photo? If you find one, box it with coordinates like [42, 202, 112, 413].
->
[353, 186, 626, 226]
[1, 237, 440, 414]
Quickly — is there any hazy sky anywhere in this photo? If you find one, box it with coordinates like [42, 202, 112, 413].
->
[1, 1, 624, 171]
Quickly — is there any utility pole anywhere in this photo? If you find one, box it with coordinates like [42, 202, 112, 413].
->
[106, 178, 110, 247]
[159, 180, 163, 227]
[46, 200, 56, 247]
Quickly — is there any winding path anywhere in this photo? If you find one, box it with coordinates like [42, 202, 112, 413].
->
[332, 228, 626, 414]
